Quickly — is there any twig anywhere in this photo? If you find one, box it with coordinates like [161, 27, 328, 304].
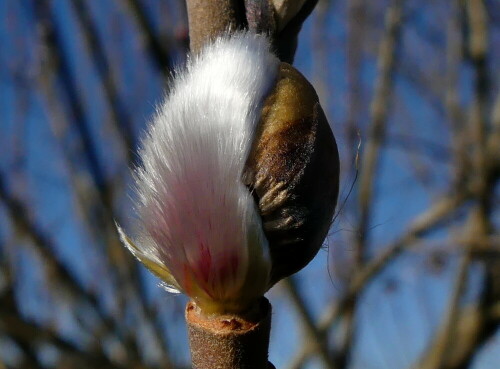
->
[287, 192, 466, 368]
[68, 2, 175, 363]
[357, 0, 404, 262]
[121, 0, 173, 76]
[0, 290, 121, 369]
[72, 0, 136, 156]
[181, 2, 324, 368]
[185, 0, 246, 53]
[35, 55, 145, 363]
[270, 0, 319, 63]
[417, 2, 498, 367]
[186, 298, 273, 369]
[32, 2, 152, 359]
[464, 0, 491, 208]
[0, 173, 114, 333]
[33, 0, 112, 205]
[342, 2, 404, 365]
[414, 211, 495, 369]
[0, 265, 44, 369]
[487, 93, 500, 166]
[311, 0, 332, 110]
[445, 0, 467, 185]
[345, 0, 367, 168]
[490, 302, 500, 321]
[416, 233, 472, 369]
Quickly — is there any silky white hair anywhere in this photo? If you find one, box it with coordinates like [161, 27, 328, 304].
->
[121, 32, 280, 304]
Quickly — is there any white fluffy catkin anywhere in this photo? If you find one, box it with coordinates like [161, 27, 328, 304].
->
[118, 32, 279, 308]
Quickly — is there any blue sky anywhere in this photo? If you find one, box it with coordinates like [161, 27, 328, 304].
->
[1, 1, 499, 368]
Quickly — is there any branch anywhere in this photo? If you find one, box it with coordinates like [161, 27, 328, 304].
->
[415, 236, 472, 369]
[415, 211, 495, 369]
[345, 0, 367, 166]
[487, 92, 500, 169]
[270, 0, 319, 63]
[288, 192, 466, 368]
[357, 0, 404, 262]
[445, 0, 468, 185]
[0, 290, 121, 369]
[0, 173, 113, 331]
[121, 0, 174, 76]
[339, 2, 404, 365]
[185, 0, 318, 62]
[72, 0, 136, 156]
[185, 0, 246, 53]
[0, 267, 44, 369]
[67, 2, 176, 364]
[282, 277, 337, 369]
[417, 2, 499, 367]
[186, 298, 273, 369]
[466, 0, 490, 202]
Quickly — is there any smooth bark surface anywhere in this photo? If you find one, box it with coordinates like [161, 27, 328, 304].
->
[187, 298, 272, 369]
[185, 0, 246, 53]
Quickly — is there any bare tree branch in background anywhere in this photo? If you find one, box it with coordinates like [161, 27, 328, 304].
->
[1, 0, 499, 368]
[340, 1, 403, 366]
[121, 0, 175, 77]
[72, 0, 136, 157]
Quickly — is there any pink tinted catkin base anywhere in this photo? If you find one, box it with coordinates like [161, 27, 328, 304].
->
[186, 298, 274, 369]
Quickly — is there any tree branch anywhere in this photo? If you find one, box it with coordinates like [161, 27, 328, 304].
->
[186, 298, 273, 369]
[121, 0, 174, 76]
[288, 190, 466, 368]
[282, 277, 337, 369]
[185, 0, 246, 53]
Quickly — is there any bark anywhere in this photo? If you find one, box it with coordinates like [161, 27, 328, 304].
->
[185, 0, 246, 53]
[186, 297, 273, 369]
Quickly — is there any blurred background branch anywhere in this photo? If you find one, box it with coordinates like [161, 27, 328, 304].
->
[0, 0, 499, 368]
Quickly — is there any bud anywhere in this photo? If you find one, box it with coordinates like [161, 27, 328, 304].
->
[270, 0, 308, 31]
[117, 32, 339, 314]
[245, 60, 339, 285]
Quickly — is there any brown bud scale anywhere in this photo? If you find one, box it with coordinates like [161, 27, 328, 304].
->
[244, 62, 340, 285]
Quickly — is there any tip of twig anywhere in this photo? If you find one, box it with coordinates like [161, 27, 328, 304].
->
[186, 297, 272, 369]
